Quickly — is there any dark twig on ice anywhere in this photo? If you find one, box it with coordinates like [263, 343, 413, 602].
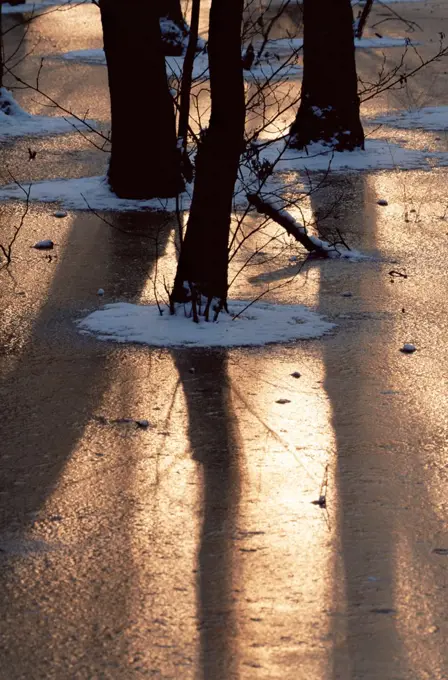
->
[0, 175, 31, 268]
[247, 193, 330, 257]
[312, 463, 329, 509]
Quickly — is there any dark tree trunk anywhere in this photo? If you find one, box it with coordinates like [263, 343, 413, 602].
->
[171, 0, 245, 311]
[100, 0, 183, 199]
[290, 0, 364, 151]
[178, 0, 200, 149]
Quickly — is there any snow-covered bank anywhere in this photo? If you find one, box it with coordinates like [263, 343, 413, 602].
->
[372, 106, 448, 131]
[0, 175, 183, 212]
[257, 137, 448, 173]
[265, 36, 417, 56]
[0, 137, 446, 211]
[77, 300, 336, 347]
[60, 49, 303, 81]
[2, 0, 91, 13]
[0, 87, 96, 139]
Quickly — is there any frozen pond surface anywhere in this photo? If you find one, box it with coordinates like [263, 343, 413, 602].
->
[0, 1, 448, 679]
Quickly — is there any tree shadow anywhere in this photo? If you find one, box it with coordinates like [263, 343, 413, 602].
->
[172, 349, 242, 680]
[0, 207, 172, 673]
[311, 173, 411, 678]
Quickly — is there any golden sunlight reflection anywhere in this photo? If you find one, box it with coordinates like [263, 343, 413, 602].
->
[227, 351, 338, 677]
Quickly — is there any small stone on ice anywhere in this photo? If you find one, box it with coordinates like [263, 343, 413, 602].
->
[341, 291, 353, 297]
[97, 288, 105, 296]
[33, 239, 54, 249]
[291, 371, 301, 379]
[189, 367, 196, 374]
[289, 255, 298, 262]
[276, 398, 291, 404]
[53, 210, 68, 218]
[401, 343, 416, 353]
[136, 419, 150, 428]
[377, 199, 388, 206]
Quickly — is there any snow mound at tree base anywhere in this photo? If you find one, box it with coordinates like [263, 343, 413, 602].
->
[77, 301, 335, 348]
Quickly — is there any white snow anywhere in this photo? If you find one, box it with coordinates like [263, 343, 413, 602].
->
[372, 106, 448, 131]
[266, 36, 416, 56]
[0, 175, 184, 212]
[60, 49, 106, 65]
[77, 300, 335, 348]
[59, 48, 303, 81]
[353, 0, 423, 5]
[2, 0, 91, 13]
[0, 87, 96, 139]
[258, 137, 448, 173]
[254, 195, 362, 258]
[1, 135, 447, 213]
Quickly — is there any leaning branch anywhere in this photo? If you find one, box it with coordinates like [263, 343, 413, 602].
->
[247, 193, 330, 256]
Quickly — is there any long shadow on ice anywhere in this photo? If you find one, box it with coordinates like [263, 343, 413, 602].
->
[173, 350, 243, 680]
[0, 207, 172, 674]
[311, 173, 412, 678]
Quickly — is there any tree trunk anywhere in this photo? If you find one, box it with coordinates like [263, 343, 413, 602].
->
[290, 0, 364, 151]
[100, 0, 183, 199]
[171, 0, 245, 313]
[178, 0, 200, 148]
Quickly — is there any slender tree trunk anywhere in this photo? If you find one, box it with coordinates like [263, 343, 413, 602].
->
[177, 0, 200, 181]
[290, 0, 364, 151]
[355, 0, 374, 39]
[178, 0, 200, 147]
[100, 0, 183, 199]
[171, 0, 245, 312]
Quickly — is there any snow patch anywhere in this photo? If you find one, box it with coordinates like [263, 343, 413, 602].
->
[77, 300, 335, 348]
[372, 106, 448, 131]
[59, 48, 303, 81]
[266, 36, 416, 56]
[2, 0, 91, 13]
[258, 137, 448, 172]
[0, 87, 96, 139]
[0, 175, 184, 212]
[1, 138, 446, 213]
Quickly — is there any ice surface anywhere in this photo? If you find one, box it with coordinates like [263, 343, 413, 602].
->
[372, 106, 448, 131]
